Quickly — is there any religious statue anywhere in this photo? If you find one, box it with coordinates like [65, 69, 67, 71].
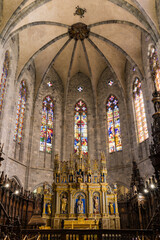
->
[69, 174, 73, 182]
[47, 202, 51, 215]
[77, 195, 84, 214]
[61, 194, 68, 213]
[109, 202, 115, 215]
[93, 195, 99, 213]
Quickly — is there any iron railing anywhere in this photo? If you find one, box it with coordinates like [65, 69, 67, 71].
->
[21, 229, 155, 240]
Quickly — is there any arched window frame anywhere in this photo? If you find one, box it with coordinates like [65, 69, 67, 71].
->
[106, 95, 122, 153]
[148, 45, 160, 92]
[74, 100, 88, 155]
[133, 77, 148, 143]
[0, 50, 10, 113]
[40, 95, 54, 154]
[14, 80, 27, 143]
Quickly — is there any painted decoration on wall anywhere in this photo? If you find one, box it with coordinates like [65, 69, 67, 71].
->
[0, 50, 10, 113]
[133, 78, 148, 143]
[149, 45, 160, 91]
[93, 192, 100, 214]
[14, 80, 27, 143]
[40, 96, 54, 153]
[106, 95, 122, 153]
[75, 193, 85, 214]
[74, 100, 88, 155]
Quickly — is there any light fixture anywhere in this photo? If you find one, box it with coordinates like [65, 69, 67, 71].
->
[150, 184, 155, 189]
[14, 190, 20, 195]
[4, 183, 10, 188]
[144, 188, 149, 193]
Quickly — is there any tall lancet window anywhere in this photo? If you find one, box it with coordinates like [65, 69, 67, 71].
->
[133, 78, 148, 143]
[0, 50, 10, 113]
[40, 96, 54, 153]
[14, 80, 27, 143]
[149, 45, 160, 91]
[106, 95, 122, 153]
[74, 100, 88, 155]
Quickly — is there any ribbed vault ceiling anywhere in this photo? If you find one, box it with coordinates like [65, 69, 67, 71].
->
[0, 0, 160, 96]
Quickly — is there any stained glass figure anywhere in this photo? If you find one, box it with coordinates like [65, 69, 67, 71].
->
[133, 78, 148, 143]
[106, 95, 122, 153]
[40, 96, 54, 153]
[149, 45, 160, 91]
[0, 50, 10, 113]
[14, 80, 27, 143]
[74, 100, 88, 155]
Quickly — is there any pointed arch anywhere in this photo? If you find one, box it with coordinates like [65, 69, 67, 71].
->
[40, 95, 54, 153]
[0, 50, 10, 113]
[14, 80, 27, 143]
[106, 95, 122, 153]
[148, 44, 160, 92]
[133, 77, 148, 143]
[74, 100, 88, 155]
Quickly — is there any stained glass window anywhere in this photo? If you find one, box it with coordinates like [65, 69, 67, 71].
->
[106, 95, 122, 153]
[14, 80, 27, 143]
[74, 100, 88, 155]
[0, 50, 10, 113]
[40, 96, 54, 153]
[133, 78, 148, 143]
[149, 45, 160, 91]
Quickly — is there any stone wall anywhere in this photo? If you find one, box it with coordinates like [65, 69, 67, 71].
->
[28, 67, 63, 189]
[64, 72, 96, 161]
[0, 32, 158, 191]
[97, 67, 132, 186]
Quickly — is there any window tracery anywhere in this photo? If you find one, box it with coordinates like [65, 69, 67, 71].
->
[40, 96, 54, 153]
[0, 50, 10, 113]
[133, 77, 148, 143]
[149, 45, 160, 91]
[74, 100, 88, 155]
[106, 95, 122, 153]
[14, 80, 27, 143]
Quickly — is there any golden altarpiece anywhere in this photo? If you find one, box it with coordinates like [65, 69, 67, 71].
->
[42, 152, 120, 229]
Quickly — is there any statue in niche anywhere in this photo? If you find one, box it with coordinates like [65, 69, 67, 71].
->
[109, 202, 115, 215]
[61, 194, 68, 214]
[47, 202, 51, 215]
[77, 195, 84, 214]
[93, 195, 99, 213]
